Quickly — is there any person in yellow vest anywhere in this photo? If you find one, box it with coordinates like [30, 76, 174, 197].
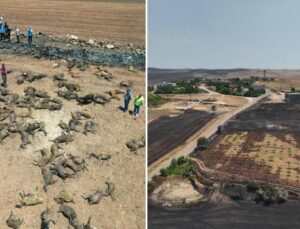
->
[133, 94, 144, 116]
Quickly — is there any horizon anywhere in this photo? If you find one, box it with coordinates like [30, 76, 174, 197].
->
[149, 67, 300, 70]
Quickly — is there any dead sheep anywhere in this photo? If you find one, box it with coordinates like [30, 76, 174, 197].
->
[16, 191, 44, 208]
[83, 120, 97, 135]
[51, 156, 74, 180]
[126, 136, 145, 154]
[105, 181, 116, 201]
[20, 131, 31, 148]
[6, 212, 23, 229]
[40, 208, 55, 229]
[41, 167, 56, 192]
[88, 152, 111, 161]
[53, 73, 66, 81]
[58, 203, 78, 227]
[83, 190, 102, 205]
[54, 190, 76, 204]
[58, 90, 78, 100]
[52, 133, 75, 145]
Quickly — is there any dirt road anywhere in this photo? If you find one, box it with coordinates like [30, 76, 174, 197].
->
[148, 89, 271, 179]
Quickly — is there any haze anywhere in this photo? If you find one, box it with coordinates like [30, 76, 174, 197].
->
[148, 0, 300, 69]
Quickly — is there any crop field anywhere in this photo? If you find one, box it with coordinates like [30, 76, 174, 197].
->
[195, 101, 300, 188]
[1, 0, 145, 45]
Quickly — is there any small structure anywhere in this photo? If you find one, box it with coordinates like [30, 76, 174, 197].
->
[285, 92, 300, 104]
[159, 81, 177, 87]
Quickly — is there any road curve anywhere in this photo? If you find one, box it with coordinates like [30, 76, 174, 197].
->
[148, 89, 271, 180]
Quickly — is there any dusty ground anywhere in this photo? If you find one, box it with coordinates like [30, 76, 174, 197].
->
[151, 176, 203, 207]
[1, 0, 145, 46]
[0, 54, 145, 228]
[148, 93, 247, 122]
[256, 79, 300, 91]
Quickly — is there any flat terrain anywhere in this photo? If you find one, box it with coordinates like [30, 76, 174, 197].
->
[149, 200, 300, 229]
[1, 0, 145, 46]
[148, 109, 214, 165]
[148, 93, 248, 166]
[0, 54, 145, 228]
[195, 101, 300, 188]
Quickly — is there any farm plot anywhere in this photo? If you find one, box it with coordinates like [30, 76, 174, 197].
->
[195, 101, 300, 188]
[148, 109, 214, 165]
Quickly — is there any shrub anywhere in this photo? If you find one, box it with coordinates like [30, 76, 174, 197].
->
[197, 137, 208, 150]
[247, 182, 260, 192]
[159, 157, 194, 177]
[255, 186, 289, 205]
[148, 93, 168, 107]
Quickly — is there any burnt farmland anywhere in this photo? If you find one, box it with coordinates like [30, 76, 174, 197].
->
[148, 109, 214, 165]
[193, 101, 300, 188]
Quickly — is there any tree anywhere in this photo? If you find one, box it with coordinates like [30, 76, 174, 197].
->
[197, 137, 208, 150]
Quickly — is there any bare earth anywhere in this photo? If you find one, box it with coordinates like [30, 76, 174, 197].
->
[0, 54, 145, 228]
[1, 0, 145, 46]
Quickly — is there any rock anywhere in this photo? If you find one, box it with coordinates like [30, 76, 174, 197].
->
[52, 63, 60, 69]
[128, 66, 135, 72]
[106, 44, 115, 49]
[79, 65, 88, 71]
[69, 35, 79, 40]
[88, 39, 96, 45]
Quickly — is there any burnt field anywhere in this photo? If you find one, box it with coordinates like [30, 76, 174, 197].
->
[149, 200, 300, 229]
[193, 101, 300, 188]
[148, 109, 214, 165]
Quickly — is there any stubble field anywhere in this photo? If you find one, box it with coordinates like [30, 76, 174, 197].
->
[1, 0, 145, 46]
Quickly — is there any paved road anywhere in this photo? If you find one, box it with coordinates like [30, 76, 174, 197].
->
[148, 89, 271, 179]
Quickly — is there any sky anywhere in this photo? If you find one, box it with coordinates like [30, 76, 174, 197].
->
[148, 0, 300, 69]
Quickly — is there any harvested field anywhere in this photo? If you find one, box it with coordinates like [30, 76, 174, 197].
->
[1, 0, 145, 45]
[194, 101, 300, 188]
[148, 109, 214, 165]
[0, 54, 145, 228]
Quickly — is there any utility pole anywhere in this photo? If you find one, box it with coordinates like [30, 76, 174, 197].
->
[263, 70, 266, 89]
